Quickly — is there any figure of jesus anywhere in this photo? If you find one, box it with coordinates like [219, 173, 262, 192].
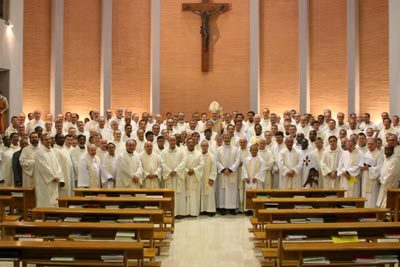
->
[189, 5, 226, 52]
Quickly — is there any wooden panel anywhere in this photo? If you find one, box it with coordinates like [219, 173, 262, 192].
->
[23, 0, 51, 115]
[309, 0, 347, 116]
[160, 0, 250, 115]
[260, 0, 299, 115]
[112, 0, 151, 114]
[63, 0, 101, 119]
[359, 0, 389, 123]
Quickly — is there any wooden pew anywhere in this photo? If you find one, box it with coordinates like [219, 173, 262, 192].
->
[0, 221, 158, 261]
[246, 189, 346, 210]
[262, 222, 400, 267]
[0, 195, 21, 222]
[387, 188, 400, 221]
[31, 207, 164, 226]
[0, 240, 144, 267]
[252, 197, 366, 213]
[282, 242, 400, 267]
[0, 187, 35, 220]
[31, 207, 168, 249]
[63, 194, 174, 232]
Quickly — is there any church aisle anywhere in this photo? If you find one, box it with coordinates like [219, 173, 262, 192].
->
[161, 215, 261, 267]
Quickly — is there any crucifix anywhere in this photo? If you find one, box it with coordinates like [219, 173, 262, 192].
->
[182, 0, 230, 72]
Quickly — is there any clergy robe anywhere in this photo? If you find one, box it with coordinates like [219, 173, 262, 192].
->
[3, 145, 20, 187]
[237, 147, 250, 212]
[12, 149, 23, 186]
[185, 149, 204, 216]
[271, 143, 285, 189]
[216, 144, 240, 209]
[101, 154, 117, 188]
[360, 149, 384, 208]
[311, 148, 324, 188]
[140, 151, 162, 189]
[258, 148, 274, 189]
[277, 148, 303, 189]
[200, 152, 217, 213]
[115, 151, 142, 188]
[376, 155, 400, 208]
[161, 147, 187, 216]
[70, 146, 86, 182]
[337, 149, 362, 197]
[77, 154, 102, 188]
[241, 154, 266, 209]
[54, 145, 74, 196]
[19, 144, 39, 187]
[299, 148, 318, 188]
[34, 146, 63, 207]
[320, 148, 342, 189]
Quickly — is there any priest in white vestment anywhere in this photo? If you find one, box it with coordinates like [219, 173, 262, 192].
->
[237, 138, 250, 213]
[4, 133, 20, 187]
[140, 142, 162, 189]
[115, 140, 142, 188]
[359, 138, 384, 208]
[185, 138, 204, 217]
[241, 144, 266, 213]
[277, 137, 302, 189]
[337, 139, 362, 197]
[77, 144, 102, 188]
[19, 132, 40, 187]
[100, 142, 117, 188]
[161, 136, 187, 218]
[320, 136, 342, 189]
[54, 134, 74, 196]
[299, 139, 318, 187]
[34, 134, 63, 207]
[70, 135, 87, 183]
[216, 133, 240, 215]
[200, 140, 217, 215]
[376, 146, 400, 208]
[258, 139, 274, 189]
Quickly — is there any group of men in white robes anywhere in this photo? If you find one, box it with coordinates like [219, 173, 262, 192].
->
[2, 107, 400, 212]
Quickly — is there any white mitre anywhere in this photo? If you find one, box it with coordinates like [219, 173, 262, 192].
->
[209, 101, 222, 113]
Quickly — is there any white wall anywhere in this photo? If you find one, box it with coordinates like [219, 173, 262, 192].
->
[0, 0, 23, 117]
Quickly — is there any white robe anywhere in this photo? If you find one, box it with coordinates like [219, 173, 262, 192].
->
[77, 154, 102, 188]
[376, 155, 400, 208]
[337, 149, 362, 197]
[241, 155, 266, 210]
[271, 143, 285, 189]
[101, 154, 117, 188]
[277, 148, 303, 189]
[19, 144, 39, 187]
[161, 147, 187, 216]
[200, 152, 217, 213]
[311, 148, 324, 188]
[237, 148, 250, 212]
[34, 146, 63, 207]
[70, 146, 87, 182]
[360, 149, 384, 208]
[320, 148, 342, 189]
[115, 151, 142, 188]
[185, 149, 204, 216]
[216, 145, 240, 209]
[258, 148, 274, 189]
[140, 151, 162, 189]
[54, 145, 74, 196]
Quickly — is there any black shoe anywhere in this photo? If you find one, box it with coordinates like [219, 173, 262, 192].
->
[230, 209, 237, 215]
[238, 211, 244, 214]
[200, 211, 207, 216]
[175, 215, 183, 219]
[245, 210, 253, 216]
[220, 209, 226, 216]
[207, 212, 216, 217]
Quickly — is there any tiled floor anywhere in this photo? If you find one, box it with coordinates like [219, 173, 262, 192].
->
[160, 215, 261, 267]
[0, 215, 261, 267]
